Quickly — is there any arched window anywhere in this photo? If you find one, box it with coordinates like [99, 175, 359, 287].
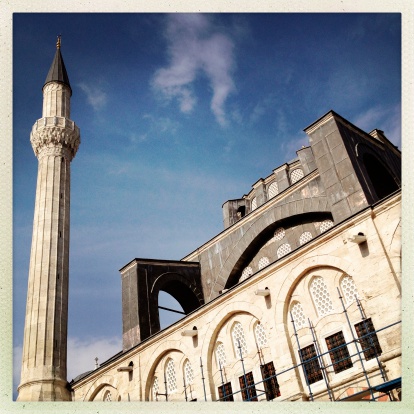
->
[310, 277, 334, 317]
[277, 243, 291, 258]
[215, 342, 227, 367]
[251, 197, 257, 211]
[254, 322, 267, 348]
[319, 219, 334, 233]
[239, 266, 253, 282]
[258, 256, 270, 270]
[232, 322, 248, 357]
[340, 275, 359, 305]
[165, 358, 177, 393]
[268, 181, 279, 198]
[290, 168, 304, 184]
[183, 359, 194, 385]
[290, 301, 306, 329]
[299, 231, 313, 245]
[152, 377, 159, 400]
[103, 390, 112, 402]
[274, 227, 285, 241]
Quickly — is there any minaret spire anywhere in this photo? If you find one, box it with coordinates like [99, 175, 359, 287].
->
[17, 39, 80, 401]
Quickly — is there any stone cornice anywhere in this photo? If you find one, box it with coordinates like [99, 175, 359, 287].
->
[30, 117, 80, 161]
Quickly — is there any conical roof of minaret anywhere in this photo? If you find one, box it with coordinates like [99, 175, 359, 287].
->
[43, 36, 72, 95]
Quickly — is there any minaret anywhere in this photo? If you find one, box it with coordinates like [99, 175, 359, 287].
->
[17, 37, 80, 401]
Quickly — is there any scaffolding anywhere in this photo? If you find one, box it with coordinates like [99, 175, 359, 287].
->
[158, 289, 401, 402]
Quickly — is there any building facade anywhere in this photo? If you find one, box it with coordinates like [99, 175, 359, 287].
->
[19, 41, 401, 402]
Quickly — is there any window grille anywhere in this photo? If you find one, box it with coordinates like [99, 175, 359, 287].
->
[268, 181, 279, 198]
[291, 301, 306, 329]
[184, 359, 194, 385]
[274, 227, 285, 241]
[165, 358, 177, 393]
[215, 342, 227, 367]
[152, 377, 159, 400]
[232, 322, 248, 357]
[299, 231, 313, 245]
[299, 344, 323, 385]
[258, 256, 269, 270]
[290, 168, 304, 184]
[104, 390, 112, 401]
[319, 219, 334, 233]
[277, 243, 291, 258]
[340, 276, 359, 305]
[325, 331, 353, 373]
[251, 197, 257, 211]
[238, 371, 258, 401]
[260, 361, 281, 400]
[354, 318, 382, 361]
[239, 266, 253, 282]
[310, 276, 334, 316]
[218, 382, 234, 401]
[254, 322, 267, 348]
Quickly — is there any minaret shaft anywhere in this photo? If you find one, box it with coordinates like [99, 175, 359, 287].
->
[18, 41, 80, 401]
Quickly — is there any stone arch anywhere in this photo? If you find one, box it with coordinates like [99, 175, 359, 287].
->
[83, 374, 120, 401]
[221, 206, 332, 291]
[151, 272, 204, 315]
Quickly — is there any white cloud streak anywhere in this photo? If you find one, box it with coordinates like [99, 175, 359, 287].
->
[78, 82, 108, 111]
[152, 14, 236, 126]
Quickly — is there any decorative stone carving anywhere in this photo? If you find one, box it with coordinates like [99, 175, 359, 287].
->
[30, 119, 80, 161]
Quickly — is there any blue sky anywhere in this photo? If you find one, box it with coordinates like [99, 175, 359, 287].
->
[12, 12, 401, 394]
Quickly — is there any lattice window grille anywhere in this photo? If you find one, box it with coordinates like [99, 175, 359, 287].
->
[215, 342, 227, 367]
[184, 360, 194, 385]
[299, 231, 313, 245]
[320, 219, 334, 233]
[152, 377, 159, 400]
[239, 266, 253, 282]
[291, 301, 307, 329]
[290, 168, 304, 184]
[341, 276, 359, 305]
[104, 391, 112, 402]
[268, 181, 279, 199]
[310, 277, 334, 316]
[258, 256, 270, 270]
[251, 197, 257, 211]
[277, 243, 291, 258]
[232, 322, 248, 357]
[166, 359, 177, 393]
[274, 227, 285, 241]
[254, 322, 268, 348]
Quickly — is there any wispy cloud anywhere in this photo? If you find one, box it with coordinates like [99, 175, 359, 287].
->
[354, 103, 401, 147]
[67, 336, 122, 382]
[152, 14, 236, 126]
[78, 82, 108, 111]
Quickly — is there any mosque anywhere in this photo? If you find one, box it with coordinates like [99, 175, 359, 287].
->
[17, 39, 402, 402]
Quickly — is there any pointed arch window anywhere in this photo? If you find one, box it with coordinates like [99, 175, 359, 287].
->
[215, 342, 227, 368]
[232, 322, 248, 357]
[340, 275, 359, 305]
[184, 359, 194, 385]
[152, 376, 159, 400]
[103, 390, 112, 401]
[310, 277, 334, 317]
[254, 322, 267, 348]
[290, 301, 306, 329]
[165, 358, 177, 393]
